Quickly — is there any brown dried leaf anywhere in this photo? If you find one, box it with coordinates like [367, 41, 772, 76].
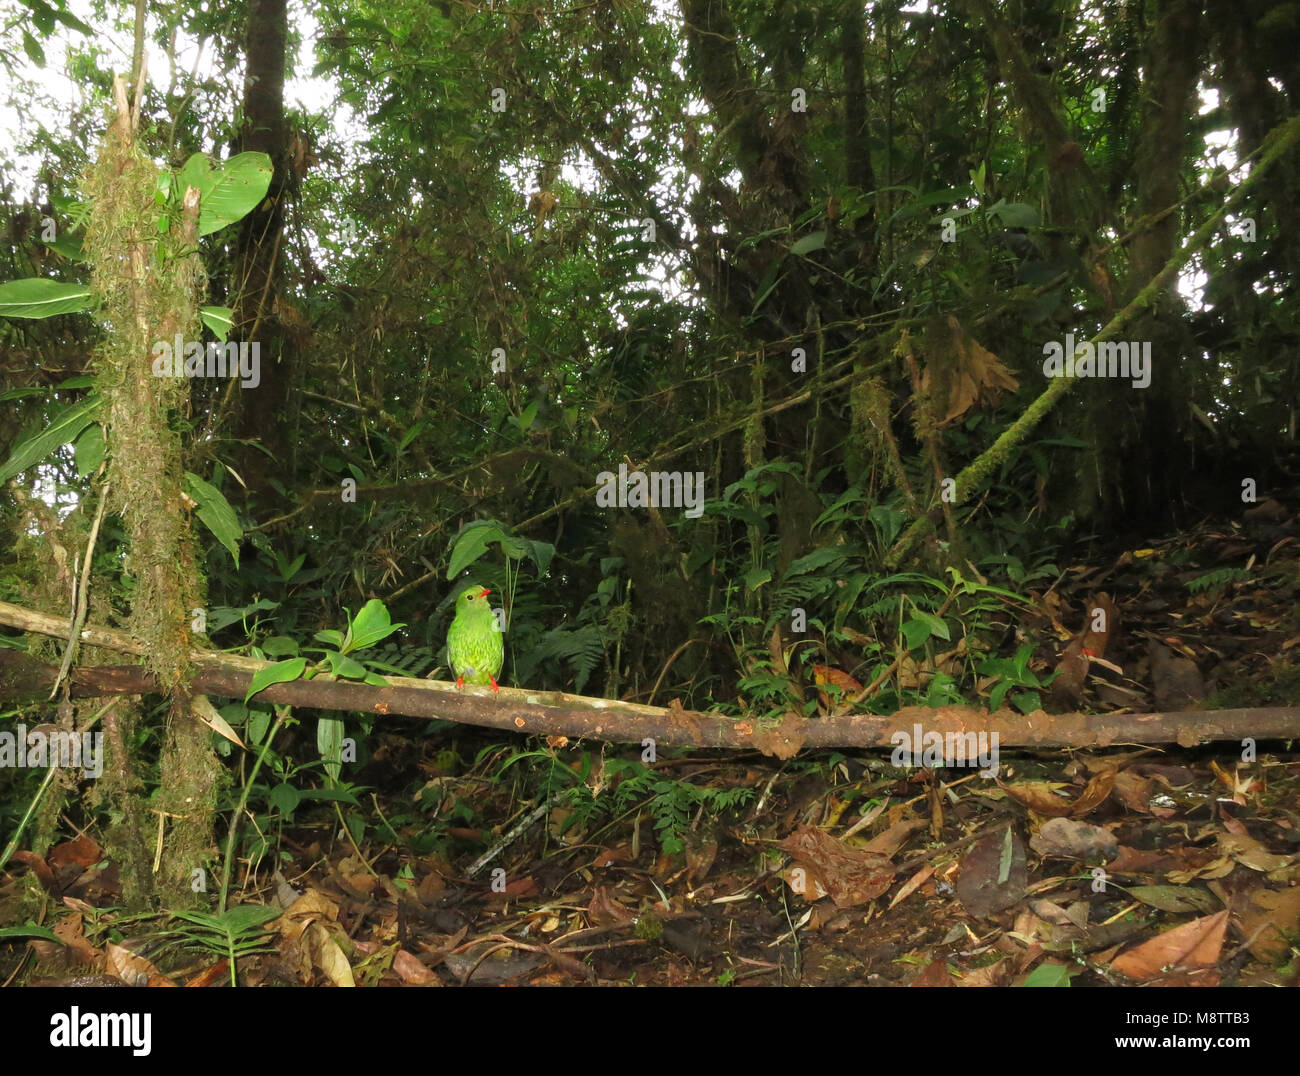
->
[1217, 832, 1295, 873]
[48, 834, 101, 871]
[812, 665, 861, 710]
[392, 948, 440, 985]
[1000, 771, 1114, 818]
[955, 827, 1027, 918]
[777, 824, 894, 908]
[958, 958, 1013, 986]
[1029, 818, 1119, 861]
[1110, 771, 1155, 813]
[910, 959, 954, 986]
[106, 943, 165, 987]
[861, 817, 928, 858]
[1110, 910, 1229, 981]
[1239, 886, 1300, 962]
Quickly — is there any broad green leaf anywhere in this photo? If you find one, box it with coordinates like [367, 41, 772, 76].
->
[184, 472, 243, 568]
[526, 539, 555, 577]
[1021, 962, 1075, 987]
[912, 611, 950, 641]
[900, 618, 932, 649]
[325, 651, 369, 680]
[52, 6, 94, 34]
[447, 520, 507, 579]
[268, 782, 302, 816]
[786, 547, 846, 576]
[199, 305, 234, 341]
[21, 28, 45, 66]
[0, 395, 101, 483]
[515, 399, 539, 431]
[0, 924, 61, 943]
[246, 708, 270, 745]
[790, 230, 826, 256]
[300, 786, 362, 806]
[260, 636, 299, 657]
[0, 278, 93, 319]
[43, 231, 86, 261]
[245, 657, 307, 702]
[743, 567, 772, 592]
[180, 152, 273, 237]
[318, 715, 345, 784]
[990, 200, 1040, 229]
[73, 422, 104, 478]
[499, 535, 531, 559]
[347, 598, 404, 652]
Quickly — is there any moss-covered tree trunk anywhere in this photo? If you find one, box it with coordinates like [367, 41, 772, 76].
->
[83, 78, 217, 908]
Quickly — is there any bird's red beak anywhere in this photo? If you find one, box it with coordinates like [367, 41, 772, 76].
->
[480, 588, 491, 597]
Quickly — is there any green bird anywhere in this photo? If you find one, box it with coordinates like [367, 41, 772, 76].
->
[446, 584, 504, 693]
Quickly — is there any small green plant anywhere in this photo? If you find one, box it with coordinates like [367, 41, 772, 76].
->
[975, 642, 1054, 713]
[166, 904, 281, 987]
[1185, 567, 1249, 593]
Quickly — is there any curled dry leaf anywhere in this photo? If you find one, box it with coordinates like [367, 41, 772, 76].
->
[1217, 832, 1296, 874]
[1029, 818, 1118, 861]
[392, 948, 440, 985]
[106, 942, 167, 987]
[812, 665, 861, 710]
[276, 889, 354, 987]
[1110, 910, 1229, 982]
[999, 771, 1115, 818]
[777, 824, 894, 908]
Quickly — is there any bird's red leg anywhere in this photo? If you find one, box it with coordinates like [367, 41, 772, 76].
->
[489, 675, 500, 695]
[455, 676, 465, 690]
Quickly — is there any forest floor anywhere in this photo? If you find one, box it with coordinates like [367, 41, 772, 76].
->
[3, 499, 1299, 987]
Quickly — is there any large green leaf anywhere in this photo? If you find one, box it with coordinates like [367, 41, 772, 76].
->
[0, 395, 101, 483]
[0, 924, 62, 943]
[246, 658, 308, 702]
[184, 472, 243, 567]
[318, 715, 345, 784]
[345, 598, 405, 652]
[176, 152, 273, 237]
[199, 305, 234, 341]
[0, 278, 93, 319]
[73, 422, 105, 478]
[790, 230, 826, 256]
[447, 520, 508, 579]
[43, 231, 86, 262]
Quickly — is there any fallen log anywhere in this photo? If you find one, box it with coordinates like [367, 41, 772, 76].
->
[3, 599, 1298, 752]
